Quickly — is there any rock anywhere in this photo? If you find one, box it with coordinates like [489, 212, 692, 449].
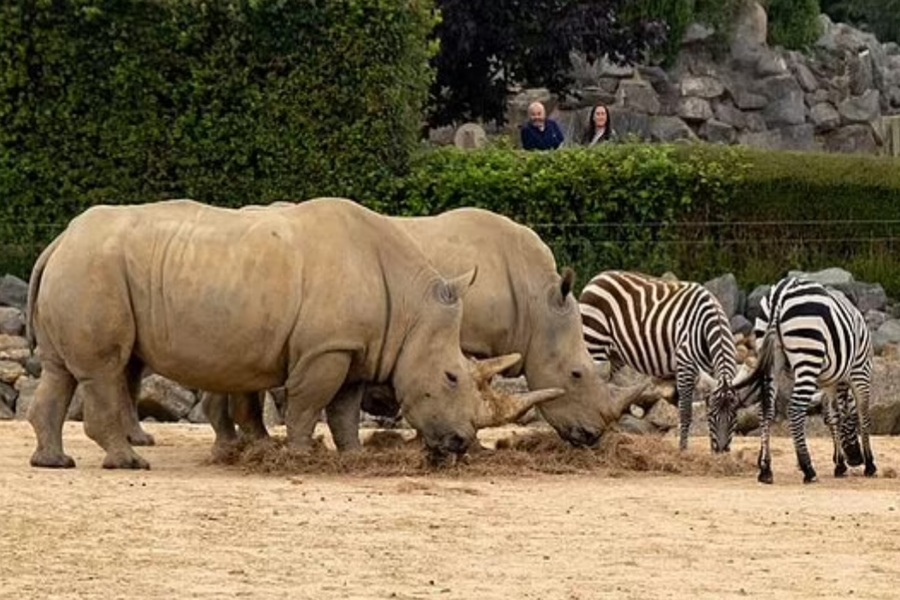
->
[699, 119, 735, 144]
[874, 320, 900, 354]
[870, 357, 900, 434]
[682, 22, 715, 45]
[617, 414, 655, 435]
[0, 307, 25, 336]
[866, 309, 890, 331]
[14, 376, 38, 419]
[763, 90, 806, 128]
[0, 334, 28, 354]
[453, 123, 487, 149]
[825, 124, 878, 154]
[681, 75, 725, 99]
[730, 315, 754, 336]
[0, 380, 16, 410]
[792, 61, 819, 93]
[755, 52, 788, 77]
[712, 100, 747, 130]
[746, 285, 771, 325]
[677, 96, 713, 122]
[598, 55, 634, 78]
[788, 267, 854, 286]
[836, 282, 887, 313]
[186, 400, 208, 424]
[648, 116, 697, 142]
[738, 125, 816, 151]
[810, 102, 841, 132]
[704, 273, 740, 318]
[838, 90, 881, 124]
[730, 1, 767, 69]
[24, 355, 41, 378]
[647, 399, 679, 431]
[0, 275, 28, 310]
[66, 385, 85, 421]
[629, 404, 645, 419]
[637, 66, 672, 95]
[618, 80, 661, 115]
[136, 374, 197, 422]
[688, 400, 709, 438]
[0, 360, 26, 384]
[733, 89, 768, 110]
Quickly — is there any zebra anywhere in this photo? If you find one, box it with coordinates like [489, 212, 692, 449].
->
[741, 276, 876, 484]
[579, 270, 741, 453]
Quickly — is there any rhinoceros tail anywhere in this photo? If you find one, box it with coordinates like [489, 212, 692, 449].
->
[26, 234, 63, 351]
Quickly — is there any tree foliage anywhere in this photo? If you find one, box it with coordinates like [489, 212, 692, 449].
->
[821, 0, 900, 43]
[428, 0, 668, 127]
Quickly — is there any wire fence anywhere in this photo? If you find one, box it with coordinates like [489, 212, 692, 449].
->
[4, 217, 900, 292]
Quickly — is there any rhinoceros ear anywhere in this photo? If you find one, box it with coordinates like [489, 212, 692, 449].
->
[437, 267, 478, 304]
[560, 267, 576, 298]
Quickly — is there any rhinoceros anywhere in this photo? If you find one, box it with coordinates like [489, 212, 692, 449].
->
[206, 207, 644, 451]
[26, 198, 559, 469]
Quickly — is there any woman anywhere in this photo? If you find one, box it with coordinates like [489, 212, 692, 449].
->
[582, 104, 614, 147]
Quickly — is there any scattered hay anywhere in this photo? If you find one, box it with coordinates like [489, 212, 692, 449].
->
[220, 430, 757, 478]
[881, 466, 897, 479]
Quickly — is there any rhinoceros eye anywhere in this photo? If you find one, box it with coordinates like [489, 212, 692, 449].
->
[571, 370, 582, 379]
[445, 371, 458, 386]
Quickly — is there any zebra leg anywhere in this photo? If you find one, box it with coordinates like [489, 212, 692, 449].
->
[676, 367, 698, 452]
[836, 382, 864, 468]
[787, 380, 817, 483]
[850, 373, 877, 477]
[757, 374, 776, 484]
[821, 389, 847, 478]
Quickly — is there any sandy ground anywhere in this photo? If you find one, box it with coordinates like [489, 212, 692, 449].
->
[1, 421, 899, 600]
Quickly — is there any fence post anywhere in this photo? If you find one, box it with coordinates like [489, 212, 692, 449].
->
[885, 115, 900, 157]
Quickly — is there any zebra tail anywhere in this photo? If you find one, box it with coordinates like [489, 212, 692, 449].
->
[731, 329, 778, 402]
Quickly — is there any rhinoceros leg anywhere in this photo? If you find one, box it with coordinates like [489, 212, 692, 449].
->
[125, 358, 155, 447]
[201, 391, 239, 458]
[326, 383, 364, 452]
[28, 361, 78, 468]
[284, 353, 352, 449]
[81, 374, 150, 470]
[231, 391, 269, 441]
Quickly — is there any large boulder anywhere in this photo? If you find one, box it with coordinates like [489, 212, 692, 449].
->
[838, 90, 881, 124]
[649, 116, 697, 142]
[618, 80, 661, 115]
[137, 374, 198, 422]
[0, 307, 25, 336]
[704, 273, 740, 318]
[0, 275, 27, 310]
[824, 124, 878, 154]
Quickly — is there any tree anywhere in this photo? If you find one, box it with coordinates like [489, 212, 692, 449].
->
[428, 0, 667, 127]
[821, 0, 900, 43]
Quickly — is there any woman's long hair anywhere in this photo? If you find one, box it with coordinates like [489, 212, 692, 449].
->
[582, 104, 612, 146]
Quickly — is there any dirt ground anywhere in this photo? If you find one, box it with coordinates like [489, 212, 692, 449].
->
[1, 421, 899, 600]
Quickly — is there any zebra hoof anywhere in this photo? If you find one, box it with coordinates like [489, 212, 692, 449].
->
[757, 470, 773, 485]
[864, 464, 878, 478]
[834, 463, 848, 478]
[803, 473, 818, 484]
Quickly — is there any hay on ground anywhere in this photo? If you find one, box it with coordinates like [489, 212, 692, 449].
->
[216, 430, 757, 478]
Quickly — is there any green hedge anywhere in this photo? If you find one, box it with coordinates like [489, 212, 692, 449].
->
[0, 0, 435, 277]
[383, 143, 900, 297]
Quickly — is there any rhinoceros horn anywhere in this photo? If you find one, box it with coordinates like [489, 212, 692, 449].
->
[474, 386, 566, 429]
[468, 353, 565, 428]
[605, 381, 651, 422]
[470, 353, 522, 382]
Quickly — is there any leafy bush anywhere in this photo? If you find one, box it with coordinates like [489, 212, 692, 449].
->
[0, 0, 435, 277]
[386, 144, 745, 285]
[765, 0, 823, 49]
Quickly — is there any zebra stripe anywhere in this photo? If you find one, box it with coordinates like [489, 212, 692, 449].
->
[579, 270, 739, 452]
[749, 277, 876, 483]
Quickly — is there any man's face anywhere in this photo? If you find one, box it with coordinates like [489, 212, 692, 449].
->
[528, 104, 546, 128]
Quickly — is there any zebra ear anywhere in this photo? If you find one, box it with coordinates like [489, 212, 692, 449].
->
[560, 267, 576, 298]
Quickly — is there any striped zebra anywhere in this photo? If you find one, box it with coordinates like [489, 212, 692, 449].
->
[742, 276, 876, 484]
[579, 270, 741, 453]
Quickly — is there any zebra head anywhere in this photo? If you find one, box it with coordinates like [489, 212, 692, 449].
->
[707, 383, 740, 453]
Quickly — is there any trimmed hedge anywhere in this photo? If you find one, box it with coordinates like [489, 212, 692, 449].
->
[383, 143, 900, 296]
[0, 0, 435, 276]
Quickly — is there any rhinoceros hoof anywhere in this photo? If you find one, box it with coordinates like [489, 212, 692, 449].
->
[30, 450, 76, 469]
[128, 429, 156, 447]
[102, 452, 150, 470]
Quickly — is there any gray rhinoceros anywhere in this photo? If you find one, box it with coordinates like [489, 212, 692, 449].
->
[208, 207, 643, 450]
[26, 198, 558, 469]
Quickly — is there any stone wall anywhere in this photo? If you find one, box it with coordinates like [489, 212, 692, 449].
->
[499, 3, 900, 154]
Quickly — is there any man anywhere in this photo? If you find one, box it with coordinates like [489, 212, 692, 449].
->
[520, 101, 564, 150]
